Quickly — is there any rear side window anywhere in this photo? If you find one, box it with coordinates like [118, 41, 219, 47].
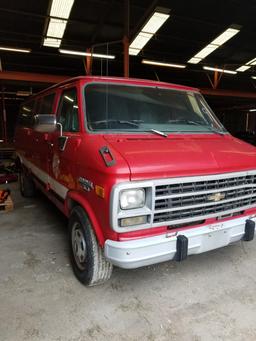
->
[18, 100, 35, 127]
[38, 93, 55, 114]
[57, 88, 79, 132]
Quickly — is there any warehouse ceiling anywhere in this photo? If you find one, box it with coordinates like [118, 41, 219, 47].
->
[0, 0, 255, 112]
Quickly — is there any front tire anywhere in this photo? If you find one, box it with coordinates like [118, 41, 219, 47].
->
[69, 206, 113, 286]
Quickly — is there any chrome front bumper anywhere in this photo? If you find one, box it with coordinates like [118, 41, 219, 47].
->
[104, 215, 255, 269]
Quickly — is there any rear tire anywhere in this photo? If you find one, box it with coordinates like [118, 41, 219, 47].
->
[19, 166, 36, 198]
[69, 206, 113, 286]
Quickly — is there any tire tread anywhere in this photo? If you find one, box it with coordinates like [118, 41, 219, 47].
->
[69, 206, 113, 286]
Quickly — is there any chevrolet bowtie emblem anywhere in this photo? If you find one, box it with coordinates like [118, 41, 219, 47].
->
[207, 192, 226, 202]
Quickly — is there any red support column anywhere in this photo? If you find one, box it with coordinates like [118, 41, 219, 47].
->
[213, 70, 218, 89]
[85, 48, 92, 75]
[1, 86, 7, 143]
[123, 36, 129, 78]
[123, 0, 129, 77]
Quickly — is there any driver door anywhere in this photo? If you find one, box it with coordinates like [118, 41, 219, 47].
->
[48, 86, 81, 200]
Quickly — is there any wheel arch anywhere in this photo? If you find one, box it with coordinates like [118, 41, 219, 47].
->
[65, 191, 105, 247]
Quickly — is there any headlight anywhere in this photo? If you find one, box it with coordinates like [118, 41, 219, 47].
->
[120, 188, 145, 210]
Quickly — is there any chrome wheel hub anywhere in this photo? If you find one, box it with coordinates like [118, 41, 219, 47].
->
[72, 222, 87, 270]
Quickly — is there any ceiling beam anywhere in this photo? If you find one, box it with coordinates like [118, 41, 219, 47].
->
[201, 88, 256, 99]
[0, 71, 69, 84]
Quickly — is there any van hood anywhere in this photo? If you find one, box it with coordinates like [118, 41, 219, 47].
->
[104, 134, 256, 180]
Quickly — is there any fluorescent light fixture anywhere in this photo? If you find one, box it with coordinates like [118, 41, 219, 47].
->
[246, 57, 256, 65]
[44, 0, 74, 48]
[23, 106, 32, 112]
[236, 65, 251, 72]
[252, 76, 256, 80]
[4, 97, 23, 101]
[142, 59, 186, 68]
[129, 48, 140, 56]
[187, 57, 201, 64]
[210, 28, 240, 46]
[249, 109, 256, 112]
[59, 49, 115, 59]
[129, 8, 170, 56]
[0, 46, 31, 53]
[0, 140, 3, 143]
[50, 0, 74, 19]
[43, 37, 61, 48]
[188, 26, 240, 64]
[47, 18, 67, 39]
[203, 66, 237, 74]
[193, 44, 219, 59]
[142, 12, 170, 34]
[130, 32, 153, 50]
[236, 57, 256, 72]
[16, 91, 31, 96]
[64, 95, 74, 102]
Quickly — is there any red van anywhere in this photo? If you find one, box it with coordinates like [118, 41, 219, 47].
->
[15, 76, 256, 286]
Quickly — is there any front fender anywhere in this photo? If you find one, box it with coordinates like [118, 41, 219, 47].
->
[65, 191, 105, 246]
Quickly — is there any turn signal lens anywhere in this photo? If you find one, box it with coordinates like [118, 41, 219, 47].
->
[120, 215, 147, 227]
[95, 185, 105, 198]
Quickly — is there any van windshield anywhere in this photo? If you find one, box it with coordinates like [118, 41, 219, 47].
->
[84, 83, 226, 134]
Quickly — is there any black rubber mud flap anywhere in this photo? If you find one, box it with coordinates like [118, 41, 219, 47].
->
[176, 235, 188, 261]
[243, 219, 255, 241]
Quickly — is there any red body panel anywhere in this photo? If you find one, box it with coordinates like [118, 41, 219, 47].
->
[14, 76, 256, 245]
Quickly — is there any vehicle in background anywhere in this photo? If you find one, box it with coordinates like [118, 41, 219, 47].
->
[15, 76, 256, 286]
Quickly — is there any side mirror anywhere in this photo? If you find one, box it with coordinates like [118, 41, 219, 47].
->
[34, 114, 57, 133]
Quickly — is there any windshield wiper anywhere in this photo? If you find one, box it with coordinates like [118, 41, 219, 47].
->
[168, 119, 225, 135]
[118, 120, 141, 127]
[168, 119, 203, 126]
[90, 119, 140, 127]
[150, 129, 168, 138]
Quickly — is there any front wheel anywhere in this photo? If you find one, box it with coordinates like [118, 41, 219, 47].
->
[69, 206, 113, 286]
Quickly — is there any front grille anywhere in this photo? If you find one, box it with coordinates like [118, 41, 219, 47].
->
[153, 173, 256, 224]
[155, 175, 256, 196]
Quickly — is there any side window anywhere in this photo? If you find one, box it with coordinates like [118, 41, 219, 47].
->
[58, 88, 79, 132]
[18, 100, 35, 127]
[39, 93, 55, 114]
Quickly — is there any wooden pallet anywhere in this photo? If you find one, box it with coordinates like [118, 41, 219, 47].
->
[0, 196, 14, 213]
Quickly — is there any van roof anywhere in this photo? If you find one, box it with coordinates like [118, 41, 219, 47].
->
[29, 75, 199, 99]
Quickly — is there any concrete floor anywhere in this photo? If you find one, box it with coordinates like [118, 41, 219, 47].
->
[1, 182, 256, 341]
